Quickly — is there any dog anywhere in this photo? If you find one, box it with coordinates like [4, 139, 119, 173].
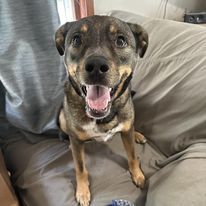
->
[55, 15, 148, 206]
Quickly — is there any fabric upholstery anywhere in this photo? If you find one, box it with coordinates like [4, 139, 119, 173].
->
[110, 10, 206, 156]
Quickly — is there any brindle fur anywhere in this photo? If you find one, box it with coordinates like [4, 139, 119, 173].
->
[56, 15, 148, 206]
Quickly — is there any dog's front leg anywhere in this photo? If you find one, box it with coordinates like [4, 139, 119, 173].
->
[70, 136, 90, 206]
[121, 127, 145, 188]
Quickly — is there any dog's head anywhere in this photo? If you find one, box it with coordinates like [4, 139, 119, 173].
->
[55, 15, 148, 119]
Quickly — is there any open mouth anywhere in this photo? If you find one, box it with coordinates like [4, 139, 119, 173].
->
[82, 85, 113, 119]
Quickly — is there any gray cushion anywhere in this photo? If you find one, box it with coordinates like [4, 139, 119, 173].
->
[110, 10, 206, 156]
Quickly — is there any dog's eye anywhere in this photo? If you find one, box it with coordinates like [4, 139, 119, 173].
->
[115, 35, 127, 48]
[71, 34, 82, 47]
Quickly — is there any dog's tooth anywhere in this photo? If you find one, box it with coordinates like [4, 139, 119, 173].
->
[101, 107, 107, 112]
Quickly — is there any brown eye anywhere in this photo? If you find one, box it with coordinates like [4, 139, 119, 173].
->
[71, 34, 82, 47]
[115, 35, 127, 48]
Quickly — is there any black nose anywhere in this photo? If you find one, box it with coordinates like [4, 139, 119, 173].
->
[85, 56, 109, 74]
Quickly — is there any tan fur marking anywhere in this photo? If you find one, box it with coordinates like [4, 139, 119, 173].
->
[121, 128, 145, 188]
[113, 76, 129, 99]
[134, 131, 146, 144]
[71, 140, 90, 205]
[122, 120, 132, 132]
[109, 25, 117, 33]
[112, 65, 132, 99]
[119, 65, 132, 77]
[59, 109, 67, 133]
[128, 158, 145, 188]
[113, 80, 124, 99]
[56, 37, 64, 44]
[74, 129, 91, 141]
[76, 170, 90, 206]
[81, 24, 88, 33]
[76, 170, 89, 183]
[67, 63, 77, 76]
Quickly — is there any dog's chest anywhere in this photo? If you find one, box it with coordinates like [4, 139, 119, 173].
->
[82, 121, 123, 142]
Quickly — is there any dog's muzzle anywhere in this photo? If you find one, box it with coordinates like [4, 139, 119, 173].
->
[81, 56, 112, 119]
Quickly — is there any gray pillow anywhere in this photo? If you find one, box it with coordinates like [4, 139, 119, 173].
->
[110, 10, 206, 156]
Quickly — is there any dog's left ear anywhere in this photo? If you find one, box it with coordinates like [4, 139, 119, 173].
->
[55, 22, 74, 56]
[127, 23, 148, 58]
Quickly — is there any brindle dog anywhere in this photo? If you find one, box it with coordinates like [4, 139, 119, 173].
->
[55, 15, 148, 206]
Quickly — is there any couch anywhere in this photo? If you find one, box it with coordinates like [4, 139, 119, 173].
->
[109, 10, 206, 206]
[1, 10, 206, 206]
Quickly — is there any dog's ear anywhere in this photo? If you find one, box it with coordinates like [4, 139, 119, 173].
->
[55, 22, 74, 56]
[127, 23, 148, 58]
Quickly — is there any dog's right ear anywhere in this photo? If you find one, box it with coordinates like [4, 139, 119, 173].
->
[55, 22, 74, 56]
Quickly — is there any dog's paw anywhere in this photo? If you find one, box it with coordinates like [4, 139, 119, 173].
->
[131, 170, 145, 189]
[134, 131, 146, 144]
[76, 185, 91, 206]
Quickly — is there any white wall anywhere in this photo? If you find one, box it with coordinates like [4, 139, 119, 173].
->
[94, 0, 206, 21]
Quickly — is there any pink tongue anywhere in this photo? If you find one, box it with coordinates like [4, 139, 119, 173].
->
[86, 85, 111, 111]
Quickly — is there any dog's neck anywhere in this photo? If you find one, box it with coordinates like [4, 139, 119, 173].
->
[96, 108, 117, 124]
